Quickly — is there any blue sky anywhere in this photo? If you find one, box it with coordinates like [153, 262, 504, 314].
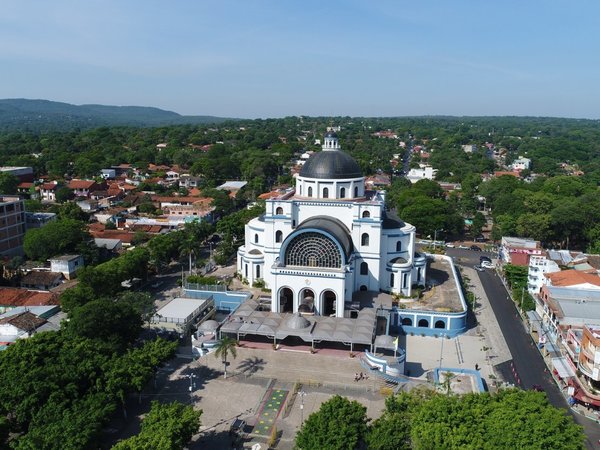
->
[1, 1, 599, 118]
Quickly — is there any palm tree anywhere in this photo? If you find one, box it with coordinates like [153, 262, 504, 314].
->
[214, 336, 238, 379]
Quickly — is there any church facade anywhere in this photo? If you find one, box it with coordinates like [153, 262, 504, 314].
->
[237, 132, 427, 318]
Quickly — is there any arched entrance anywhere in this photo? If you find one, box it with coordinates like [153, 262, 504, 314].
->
[434, 320, 446, 329]
[279, 287, 293, 313]
[418, 319, 429, 328]
[401, 317, 413, 326]
[299, 288, 315, 314]
[322, 290, 336, 316]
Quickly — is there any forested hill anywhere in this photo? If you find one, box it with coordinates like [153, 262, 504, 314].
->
[0, 98, 234, 132]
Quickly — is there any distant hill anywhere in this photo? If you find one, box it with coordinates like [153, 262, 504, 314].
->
[0, 99, 236, 132]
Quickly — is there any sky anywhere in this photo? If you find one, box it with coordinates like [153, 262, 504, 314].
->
[1, 0, 599, 119]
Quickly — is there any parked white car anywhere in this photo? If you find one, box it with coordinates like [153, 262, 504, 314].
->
[481, 261, 494, 269]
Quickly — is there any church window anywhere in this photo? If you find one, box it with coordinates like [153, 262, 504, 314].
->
[354, 186, 359, 197]
[390, 273, 395, 287]
[254, 234, 259, 244]
[361, 233, 369, 246]
[362, 211, 370, 218]
[275, 230, 283, 243]
[360, 262, 368, 275]
[396, 241, 402, 252]
[284, 232, 342, 268]
[308, 187, 313, 197]
[323, 187, 329, 198]
[276, 207, 283, 215]
[256, 265, 261, 278]
[340, 187, 346, 198]
[245, 264, 248, 278]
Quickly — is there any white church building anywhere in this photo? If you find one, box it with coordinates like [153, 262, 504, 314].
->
[237, 132, 427, 318]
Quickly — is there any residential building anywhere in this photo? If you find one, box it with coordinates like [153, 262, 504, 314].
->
[237, 131, 428, 318]
[100, 168, 117, 179]
[20, 271, 64, 290]
[0, 196, 26, 257]
[512, 156, 532, 171]
[49, 255, 84, 280]
[0, 287, 59, 314]
[406, 165, 437, 183]
[544, 270, 600, 290]
[179, 175, 203, 189]
[40, 181, 60, 202]
[499, 236, 543, 266]
[579, 325, 600, 383]
[528, 254, 561, 294]
[462, 144, 477, 153]
[67, 179, 102, 198]
[0, 311, 46, 341]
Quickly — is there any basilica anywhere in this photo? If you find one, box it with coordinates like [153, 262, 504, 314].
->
[237, 132, 427, 318]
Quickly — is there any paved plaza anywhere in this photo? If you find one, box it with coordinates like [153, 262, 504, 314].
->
[137, 258, 515, 448]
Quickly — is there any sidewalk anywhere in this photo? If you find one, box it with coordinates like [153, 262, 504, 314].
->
[463, 267, 512, 368]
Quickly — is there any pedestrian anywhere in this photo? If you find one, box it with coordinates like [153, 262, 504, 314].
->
[475, 363, 480, 371]
[354, 372, 359, 382]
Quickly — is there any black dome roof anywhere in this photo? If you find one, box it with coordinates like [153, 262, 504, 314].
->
[299, 151, 362, 179]
[324, 131, 338, 138]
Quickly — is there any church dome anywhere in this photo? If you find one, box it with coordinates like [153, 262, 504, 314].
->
[299, 150, 362, 179]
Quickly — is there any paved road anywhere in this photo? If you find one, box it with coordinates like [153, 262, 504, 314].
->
[448, 248, 600, 448]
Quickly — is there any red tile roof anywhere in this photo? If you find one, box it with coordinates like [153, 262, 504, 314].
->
[0, 288, 59, 307]
[545, 270, 600, 287]
[68, 179, 97, 190]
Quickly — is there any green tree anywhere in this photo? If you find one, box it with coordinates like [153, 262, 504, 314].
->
[0, 172, 19, 194]
[55, 186, 75, 203]
[57, 201, 89, 222]
[365, 413, 410, 450]
[295, 395, 368, 450]
[65, 299, 143, 350]
[23, 219, 89, 260]
[112, 401, 201, 450]
[214, 336, 238, 379]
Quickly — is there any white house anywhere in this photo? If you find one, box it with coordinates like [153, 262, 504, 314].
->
[237, 131, 427, 318]
[49, 255, 84, 280]
[512, 156, 531, 171]
[406, 165, 437, 183]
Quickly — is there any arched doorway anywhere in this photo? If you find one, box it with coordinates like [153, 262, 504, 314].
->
[401, 317, 413, 326]
[435, 320, 446, 329]
[360, 285, 368, 291]
[299, 288, 315, 314]
[322, 290, 336, 316]
[418, 319, 429, 328]
[279, 287, 293, 313]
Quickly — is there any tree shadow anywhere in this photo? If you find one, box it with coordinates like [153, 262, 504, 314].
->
[236, 356, 266, 376]
[189, 429, 233, 450]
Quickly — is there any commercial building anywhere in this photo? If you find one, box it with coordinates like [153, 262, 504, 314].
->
[0, 196, 26, 257]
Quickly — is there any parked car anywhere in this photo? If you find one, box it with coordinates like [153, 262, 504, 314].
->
[481, 261, 494, 269]
[470, 245, 482, 251]
[474, 265, 485, 272]
[480, 256, 492, 263]
[474, 236, 487, 242]
[445, 242, 455, 248]
[458, 244, 469, 249]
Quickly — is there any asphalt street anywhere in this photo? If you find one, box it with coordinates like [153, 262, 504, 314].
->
[448, 248, 600, 448]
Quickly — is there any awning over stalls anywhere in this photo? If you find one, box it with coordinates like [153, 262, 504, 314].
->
[551, 357, 576, 379]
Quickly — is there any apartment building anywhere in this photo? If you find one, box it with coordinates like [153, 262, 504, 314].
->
[0, 196, 26, 257]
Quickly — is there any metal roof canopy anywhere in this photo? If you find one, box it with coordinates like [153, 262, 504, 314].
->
[220, 299, 376, 351]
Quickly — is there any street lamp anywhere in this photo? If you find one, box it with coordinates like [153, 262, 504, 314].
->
[188, 373, 197, 392]
[299, 391, 307, 425]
